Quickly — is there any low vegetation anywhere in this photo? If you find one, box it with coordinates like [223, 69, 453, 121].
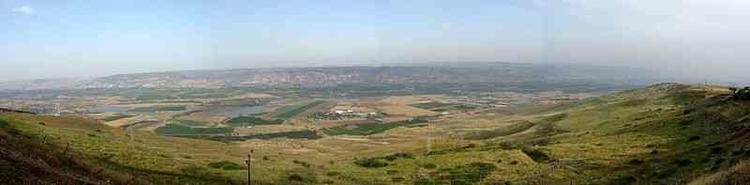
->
[415, 162, 496, 185]
[354, 153, 415, 168]
[463, 121, 535, 140]
[207, 161, 246, 170]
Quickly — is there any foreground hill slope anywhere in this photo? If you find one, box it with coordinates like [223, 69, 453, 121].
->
[354, 83, 750, 184]
[2, 83, 750, 184]
[461, 83, 750, 184]
[0, 113, 251, 185]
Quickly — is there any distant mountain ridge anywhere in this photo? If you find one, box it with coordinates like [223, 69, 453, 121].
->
[1, 62, 661, 90]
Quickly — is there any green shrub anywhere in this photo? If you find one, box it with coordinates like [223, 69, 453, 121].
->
[417, 162, 496, 185]
[288, 174, 303, 181]
[628, 159, 644, 165]
[421, 163, 437, 169]
[0, 119, 9, 128]
[326, 171, 340, 176]
[688, 136, 701, 142]
[354, 158, 389, 168]
[521, 148, 551, 162]
[207, 161, 246, 170]
[674, 159, 692, 166]
[734, 87, 750, 100]
[383, 153, 415, 161]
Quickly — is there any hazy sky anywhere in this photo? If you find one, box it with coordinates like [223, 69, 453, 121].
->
[1, 0, 749, 82]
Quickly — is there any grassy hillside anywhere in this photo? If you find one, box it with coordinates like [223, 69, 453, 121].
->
[0, 113, 263, 185]
[315, 83, 750, 184]
[3, 83, 750, 184]
[0, 119, 140, 185]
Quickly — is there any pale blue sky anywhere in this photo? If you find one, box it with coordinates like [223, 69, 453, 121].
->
[1, 0, 749, 82]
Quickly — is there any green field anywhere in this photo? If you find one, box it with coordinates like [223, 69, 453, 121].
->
[242, 130, 321, 140]
[154, 123, 233, 136]
[409, 102, 454, 109]
[174, 119, 210, 126]
[410, 102, 478, 112]
[224, 116, 284, 127]
[323, 118, 428, 136]
[462, 120, 535, 140]
[273, 100, 325, 119]
[127, 105, 187, 113]
[100, 114, 136, 122]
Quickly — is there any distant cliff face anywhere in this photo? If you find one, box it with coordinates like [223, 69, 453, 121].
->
[1, 63, 661, 90]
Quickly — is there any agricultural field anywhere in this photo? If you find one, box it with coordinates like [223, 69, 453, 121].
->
[127, 105, 188, 113]
[272, 100, 327, 119]
[225, 116, 284, 127]
[154, 123, 233, 136]
[323, 118, 428, 136]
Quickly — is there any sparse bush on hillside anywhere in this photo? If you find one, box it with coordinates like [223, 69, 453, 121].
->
[421, 163, 437, 169]
[354, 158, 389, 168]
[292, 160, 312, 168]
[326, 171, 340, 176]
[283, 171, 317, 184]
[288, 174, 303, 181]
[674, 159, 693, 166]
[521, 147, 551, 163]
[0, 119, 9, 128]
[688, 135, 701, 142]
[628, 159, 644, 165]
[180, 165, 212, 177]
[416, 162, 496, 185]
[384, 153, 415, 161]
[207, 161, 246, 170]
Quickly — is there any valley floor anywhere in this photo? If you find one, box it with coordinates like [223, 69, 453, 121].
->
[2, 83, 750, 184]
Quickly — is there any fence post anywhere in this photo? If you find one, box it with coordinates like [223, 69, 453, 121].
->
[245, 149, 253, 185]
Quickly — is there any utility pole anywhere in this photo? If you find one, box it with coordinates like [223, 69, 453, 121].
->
[245, 149, 253, 185]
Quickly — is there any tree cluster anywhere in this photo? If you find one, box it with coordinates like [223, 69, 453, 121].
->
[732, 87, 750, 100]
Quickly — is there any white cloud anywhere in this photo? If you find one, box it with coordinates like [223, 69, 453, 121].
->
[12, 6, 35, 15]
